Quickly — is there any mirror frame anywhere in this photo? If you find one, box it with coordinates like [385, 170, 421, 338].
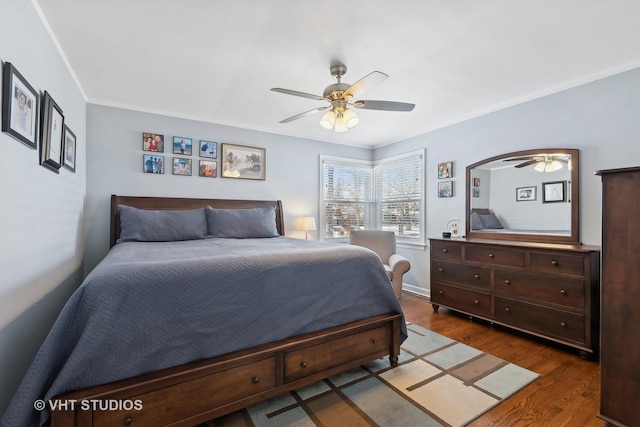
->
[465, 148, 580, 245]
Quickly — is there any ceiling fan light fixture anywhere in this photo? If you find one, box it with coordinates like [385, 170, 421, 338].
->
[535, 159, 563, 172]
[334, 111, 349, 133]
[343, 108, 359, 128]
[320, 109, 336, 129]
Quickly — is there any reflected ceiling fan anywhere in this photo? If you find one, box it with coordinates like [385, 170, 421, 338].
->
[271, 62, 415, 133]
[503, 154, 569, 172]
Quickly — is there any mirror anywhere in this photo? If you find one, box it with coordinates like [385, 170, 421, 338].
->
[465, 148, 580, 244]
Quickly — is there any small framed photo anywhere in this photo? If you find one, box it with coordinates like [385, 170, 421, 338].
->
[473, 187, 480, 198]
[173, 157, 192, 175]
[543, 181, 566, 203]
[473, 178, 480, 187]
[143, 132, 164, 152]
[2, 62, 39, 149]
[199, 160, 217, 178]
[438, 161, 453, 179]
[199, 140, 217, 158]
[40, 91, 64, 173]
[221, 143, 266, 180]
[143, 154, 164, 174]
[173, 136, 192, 155]
[516, 186, 537, 201]
[438, 181, 453, 198]
[62, 125, 76, 172]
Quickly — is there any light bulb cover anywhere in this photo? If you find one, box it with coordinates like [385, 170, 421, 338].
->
[320, 110, 336, 129]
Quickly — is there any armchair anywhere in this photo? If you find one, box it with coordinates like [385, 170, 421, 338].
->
[349, 230, 410, 300]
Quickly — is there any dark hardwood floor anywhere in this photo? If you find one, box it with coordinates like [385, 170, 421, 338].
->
[400, 292, 602, 427]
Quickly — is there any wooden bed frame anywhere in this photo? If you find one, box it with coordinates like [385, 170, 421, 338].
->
[51, 195, 402, 427]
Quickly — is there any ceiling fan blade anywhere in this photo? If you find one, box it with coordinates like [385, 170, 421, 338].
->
[279, 106, 329, 124]
[353, 100, 415, 112]
[271, 88, 325, 101]
[343, 71, 388, 99]
[515, 160, 539, 168]
[503, 157, 536, 161]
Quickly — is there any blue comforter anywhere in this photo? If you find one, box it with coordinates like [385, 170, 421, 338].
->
[2, 237, 406, 427]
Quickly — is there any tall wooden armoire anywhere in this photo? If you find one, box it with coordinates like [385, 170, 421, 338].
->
[596, 166, 640, 426]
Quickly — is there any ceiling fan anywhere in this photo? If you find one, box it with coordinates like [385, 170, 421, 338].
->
[503, 154, 569, 172]
[271, 62, 415, 133]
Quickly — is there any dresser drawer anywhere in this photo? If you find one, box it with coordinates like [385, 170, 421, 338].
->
[529, 251, 584, 276]
[284, 325, 390, 383]
[432, 260, 490, 289]
[431, 283, 491, 318]
[494, 297, 585, 343]
[494, 270, 585, 309]
[465, 245, 525, 267]
[93, 357, 276, 427]
[431, 240, 463, 260]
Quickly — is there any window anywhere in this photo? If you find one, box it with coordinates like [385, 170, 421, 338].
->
[320, 150, 424, 244]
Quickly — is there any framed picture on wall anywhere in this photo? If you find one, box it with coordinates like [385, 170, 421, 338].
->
[199, 160, 217, 177]
[516, 186, 537, 201]
[173, 136, 192, 155]
[438, 181, 453, 197]
[543, 181, 566, 203]
[172, 157, 192, 175]
[62, 125, 76, 172]
[143, 132, 164, 152]
[438, 161, 453, 179]
[199, 140, 217, 158]
[143, 154, 164, 174]
[2, 62, 39, 149]
[221, 143, 265, 180]
[40, 91, 64, 173]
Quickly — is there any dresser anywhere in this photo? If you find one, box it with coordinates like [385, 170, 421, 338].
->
[429, 237, 600, 357]
[596, 166, 640, 426]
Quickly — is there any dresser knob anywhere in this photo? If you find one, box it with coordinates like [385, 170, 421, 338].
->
[551, 260, 558, 266]
[438, 290, 444, 295]
[442, 248, 448, 253]
[372, 339, 379, 345]
[560, 289, 567, 295]
[560, 322, 567, 328]
[123, 418, 132, 426]
[504, 279, 511, 285]
[488, 253, 494, 258]
[474, 300, 479, 305]
[504, 307, 511, 313]
[474, 274, 479, 279]
[301, 362, 307, 368]
[438, 268, 444, 272]
[252, 376, 260, 384]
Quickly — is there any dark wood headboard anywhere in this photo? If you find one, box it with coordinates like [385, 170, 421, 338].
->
[110, 195, 285, 247]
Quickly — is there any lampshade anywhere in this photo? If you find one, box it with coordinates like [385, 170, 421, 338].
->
[319, 107, 358, 133]
[296, 217, 316, 231]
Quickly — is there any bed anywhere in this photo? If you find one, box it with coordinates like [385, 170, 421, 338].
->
[2, 195, 406, 427]
[470, 208, 570, 235]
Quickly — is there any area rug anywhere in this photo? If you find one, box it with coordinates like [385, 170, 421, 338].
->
[201, 323, 540, 427]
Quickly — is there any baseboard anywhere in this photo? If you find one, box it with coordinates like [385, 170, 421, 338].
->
[401, 283, 429, 299]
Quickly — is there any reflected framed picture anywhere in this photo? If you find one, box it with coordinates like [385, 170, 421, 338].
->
[221, 143, 265, 180]
[199, 140, 217, 158]
[172, 157, 192, 175]
[438, 181, 453, 197]
[2, 62, 39, 149]
[62, 125, 76, 172]
[516, 186, 536, 201]
[173, 136, 192, 155]
[543, 181, 566, 203]
[143, 132, 164, 152]
[143, 154, 164, 174]
[199, 160, 217, 177]
[40, 91, 64, 173]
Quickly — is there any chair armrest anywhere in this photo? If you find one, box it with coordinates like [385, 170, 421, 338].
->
[389, 253, 410, 275]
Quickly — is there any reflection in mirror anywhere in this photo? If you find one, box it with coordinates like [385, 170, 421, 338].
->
[466, 149, 580, 244]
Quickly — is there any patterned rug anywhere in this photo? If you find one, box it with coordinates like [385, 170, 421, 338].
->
[202, 323, 539, 427]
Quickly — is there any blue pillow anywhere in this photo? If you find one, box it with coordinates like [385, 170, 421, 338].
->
[118, 205, 207, 243]
[470, 212, 484, 230]
[479, 212, 503, 229]
[206, 206, 279, 238]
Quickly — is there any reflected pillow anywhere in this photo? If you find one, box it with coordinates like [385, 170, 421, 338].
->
[470, 212, 484, 230]
[479, 212, 503, 229]
[118, 205, 207, 243]
[206, 206, 279, 238]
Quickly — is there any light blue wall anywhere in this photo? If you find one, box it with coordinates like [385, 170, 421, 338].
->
[374, 66, 640, 295]
[0, 0, 87, 416]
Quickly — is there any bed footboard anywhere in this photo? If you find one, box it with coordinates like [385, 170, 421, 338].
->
[51, 313, 402, 427]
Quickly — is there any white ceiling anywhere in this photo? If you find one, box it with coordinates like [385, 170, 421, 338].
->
[33, 0, 640, 148]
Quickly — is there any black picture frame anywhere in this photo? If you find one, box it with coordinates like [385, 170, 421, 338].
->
[437, 181, 453, 197]
[63, 125, 76, 172]
[2, 62, 39, 149]
[542, 181, 566, 203]
[40, 91, 64, 173]
[516, 186, 537, 202]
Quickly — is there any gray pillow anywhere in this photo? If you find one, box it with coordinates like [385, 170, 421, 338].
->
[118, 205, 207, 243]
[470, 212, 484, 230]
[206, 206, 279, 238]
[479, 213, 503, 229]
